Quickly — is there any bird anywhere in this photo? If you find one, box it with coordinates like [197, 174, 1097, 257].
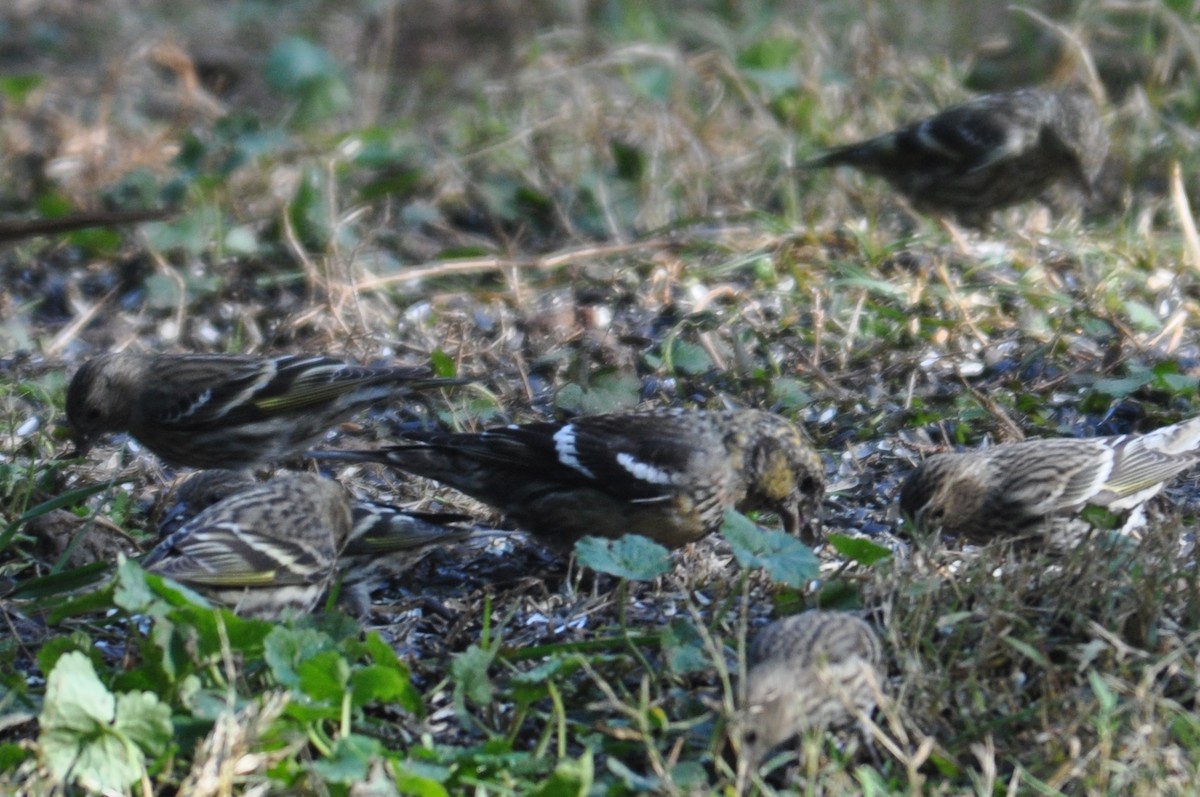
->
[899, 415, 1200, 543]
[140, 472, 352, 619]
[66, 352, 463, 469]
[157, 469, 491, 614]
[163, 469, 499, 608]
[803, 88, 1109, 227]
[310, 408, 826, 548]
[739, 611, 884, 767]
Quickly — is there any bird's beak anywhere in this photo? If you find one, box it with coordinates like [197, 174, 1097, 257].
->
[782, 506, 822, 547]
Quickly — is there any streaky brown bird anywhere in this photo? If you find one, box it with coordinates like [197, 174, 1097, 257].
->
[739, 611, 884, 767]
[157, 468, 489, 614]
[66, 352, 462, 469]
[159, 469, 492, 614]
[311, 408, 825, 548]
[141, 472, 352, 618]
[804, 88, 1108, 226]
[899, 415, 1200, 542]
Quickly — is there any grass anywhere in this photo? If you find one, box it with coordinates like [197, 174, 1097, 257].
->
[1, 0, 1200, 794]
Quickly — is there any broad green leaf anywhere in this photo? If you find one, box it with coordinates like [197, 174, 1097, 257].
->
[313, 733, 382, 783]
[264, 627, 336, 689]
[530, 749, 594, 797]
[555, 372, 641, 415]
[264, 37, 349, 126]
[297, 650, 350, 702]
[574, 535, 671, 581]
[665, 340, 712, 376]
[662, 618, 708, 675]
[39, 652, 169, 794]
[113, 691, 172, 756]
[827, 534, 892, 566]
[350, 665, 413, 708]
[451, 645, 495, 707]
[722, 510, 818, 587]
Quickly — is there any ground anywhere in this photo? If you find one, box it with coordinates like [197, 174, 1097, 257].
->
[1, 1, 1200, 794]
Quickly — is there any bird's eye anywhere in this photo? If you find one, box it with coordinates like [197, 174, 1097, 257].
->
[744, 729, 758, 746]
[799, 476, 817, 493]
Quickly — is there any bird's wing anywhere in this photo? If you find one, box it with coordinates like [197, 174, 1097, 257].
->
[994, 439, 1111, 514]
[485, 415, 704, 500]
[251, 357, 436, 411]
[1096, 419, 1200, 503]
[139, 355, 428, 428]
[143, 521, 327, 587]
[908, 103, 1027, 173]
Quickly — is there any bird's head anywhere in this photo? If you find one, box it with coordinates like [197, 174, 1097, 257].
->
[742, 417, 825, 545]
[899, 454, 989, 538]
[65, 354, 129, 454]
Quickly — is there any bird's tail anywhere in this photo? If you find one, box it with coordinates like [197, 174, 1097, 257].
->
[1139, 415, 1200, 457]
[345, 502, 489, 555]
[799, 134, 898, 172]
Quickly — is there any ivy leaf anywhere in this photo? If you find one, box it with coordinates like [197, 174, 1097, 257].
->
[722, 510, 818, 587]
[39, 652, 171, 794]
[574, 535, 671, 581]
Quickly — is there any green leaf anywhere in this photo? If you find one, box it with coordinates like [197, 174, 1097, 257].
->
[12, 562, 111, 601]
[359, 632, 421, 713]
[297, 650, 351, 702]
[664, 339, 712, 376]
[738, 37, 801, 70]
[1088, 670, 1118, 713]
[630, 65, 672, 102]
[1090, 373, 1151, 399]
[574, 535, 671, 581]
[264, 626, 337, 689]
[39, 651, 169, 794]
[0, 74, 41, 103]
[669, 760, 708, 791]
[769, 378, 812, 411]
[113, 691, 172, 756]
[0, 742, 30, 772]
[264, 37, 350, 126]
[662, 618, 709, 675]
[1123, 299, 1160, 332]
[350, 665, 412, 708]
[1080, 504, 1122, 531]
[530, 749, 594, 797]
[392, 761, 452, 797]
[451, 645, 495, 707]
[312, 733, 382, 783]
[722, 510, 818, 587]
[1003, 636, 1050, 669]
[827, 534, 892, 566]
[35, 635, 97, 685]
[40, 651, 115, 733]
[610, 140, 645, 182]
[430, 349, 457, 378]
[554, 371, 641, 415]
